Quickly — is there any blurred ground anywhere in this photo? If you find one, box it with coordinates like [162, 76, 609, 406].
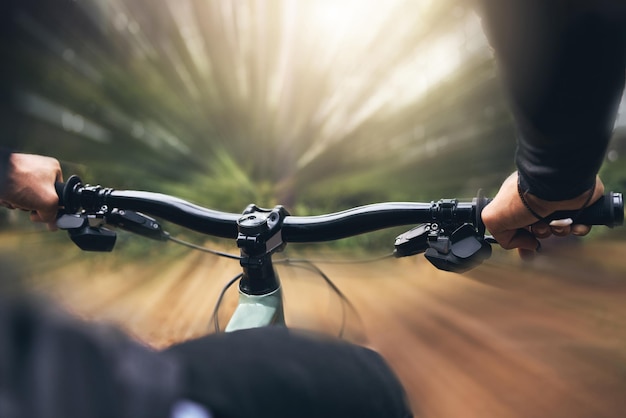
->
[6, 234, 626, 418]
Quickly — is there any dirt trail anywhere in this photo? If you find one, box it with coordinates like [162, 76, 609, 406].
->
[27, 240, 626, 418]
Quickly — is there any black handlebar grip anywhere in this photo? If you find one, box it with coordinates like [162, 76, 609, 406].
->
[55, 182, 65, 204]
[548, 192, 624, 228]
[55, 175, 83, 212]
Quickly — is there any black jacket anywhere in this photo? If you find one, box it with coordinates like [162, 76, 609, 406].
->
[478, 0, 626, 200]
[0, 285, 181, 418]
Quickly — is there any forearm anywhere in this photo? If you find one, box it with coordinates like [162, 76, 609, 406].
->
[514, 115, 612, 201]
[478, 0, 626, 200]
[512, 16, 625, 200]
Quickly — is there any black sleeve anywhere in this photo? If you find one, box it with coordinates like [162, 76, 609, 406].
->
[0, 148, 10, 196]
[477, 0, 626, 200]
[0, 290, 182, 418]
[165, 327, 413, 418]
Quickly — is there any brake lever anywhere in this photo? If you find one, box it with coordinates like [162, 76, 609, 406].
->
[107, 209, 169, 241]
[423, 224, 492, 273]
[57, 212, 116, 252]
[394, 223, 492, 273]
[57, 213, 87, 229]
[393, 224, 431, 257]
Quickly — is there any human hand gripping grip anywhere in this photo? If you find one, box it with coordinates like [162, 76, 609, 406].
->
[476, 191, 623, 266]
[55, 176, 169, 251]
[392, 191, 623, 272]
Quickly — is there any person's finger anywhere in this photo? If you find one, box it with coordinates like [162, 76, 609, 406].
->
[530, 222, 551, 238]
[40, 210, 58, 224]
[30, 209, 58, 224]
[549, 218, 573, 228]
[518, 248, 537, 261]
[571, 224, 592, 236]
[34, 211, 60, 231]
[497, 228, 539, 251]
[549, 218, 572, 237]
[551, 226, 571, 236]
[29, 211, 44, 223]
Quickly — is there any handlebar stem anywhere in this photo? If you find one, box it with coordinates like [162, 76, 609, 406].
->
[236, 205, 289, 295]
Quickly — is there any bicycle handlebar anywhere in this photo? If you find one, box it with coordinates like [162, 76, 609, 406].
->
[55, 177, 475, 241]
[54, 176, 624, 272]
[55, 175, 624, 244]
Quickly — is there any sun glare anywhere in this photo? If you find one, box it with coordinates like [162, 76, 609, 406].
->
[307, 0, 397, 45]
[10, 0, 496, 189]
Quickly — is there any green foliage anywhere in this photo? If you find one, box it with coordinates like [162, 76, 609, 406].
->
[157, 147, 278, 212]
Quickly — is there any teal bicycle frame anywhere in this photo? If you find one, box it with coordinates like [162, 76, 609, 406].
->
[225, 288, 284, 332]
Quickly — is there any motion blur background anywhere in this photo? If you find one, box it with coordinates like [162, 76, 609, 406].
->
[2, 1, 626, 417]
[2, 0, 624, 209]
